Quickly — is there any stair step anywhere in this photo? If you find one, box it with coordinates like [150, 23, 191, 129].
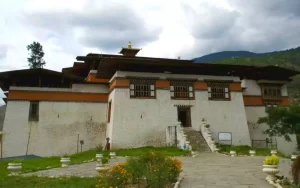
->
[183, 128, 211, 153]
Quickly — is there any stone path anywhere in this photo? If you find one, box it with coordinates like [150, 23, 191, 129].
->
[23, 158, 126, 177]
[23, 153, 293, 188]
[178, 153, 286, 188]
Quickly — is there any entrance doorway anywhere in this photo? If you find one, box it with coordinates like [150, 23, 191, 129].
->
[177, 107, 191, 127]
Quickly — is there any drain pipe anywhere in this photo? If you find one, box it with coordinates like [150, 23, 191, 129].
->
[25, 124, 33, 155]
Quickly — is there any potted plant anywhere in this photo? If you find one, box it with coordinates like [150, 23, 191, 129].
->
[60, 154, 70, 167]
[262, 154, 280, 181]
[229, 146, 236, 157]
[191, 145, 197, 157]
[96, 153, 103, 167]
[96, 157, 110, 172]
[7, 159, 23, 176]
[270, 144, 277, 155]
[291, 152, 298, 161]
[102, 157, 109, 166]
[249, 147, 256, 157]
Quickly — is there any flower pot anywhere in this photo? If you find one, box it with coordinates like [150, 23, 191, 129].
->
[271, 150, 277, 155]
[249, 150, 256, 157]
[96, 154, 103, 167]
[291, 154, 298, 161]
[230, 150, 236, 157]
[96, 154, 103, 161]
[262, 165, 279, 181]
[109, 152, 116, 159]
[60, 157, 70, 167]
[95, 166, 110, 173]
[7, 163, 22, 176]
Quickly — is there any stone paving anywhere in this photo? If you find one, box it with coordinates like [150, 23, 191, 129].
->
[23, 153, 293, 188]
[178, 153, 292, 188]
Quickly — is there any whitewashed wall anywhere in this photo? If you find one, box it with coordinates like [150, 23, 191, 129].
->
[109, 87, 251, 149]
[2, 101, 107, 157]
[106, 90, 116, 143]
[242, 79, 288, 96]
[245, 106, 297, 155]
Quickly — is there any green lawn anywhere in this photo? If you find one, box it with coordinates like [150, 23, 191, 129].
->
[0, 146, 189, 177]
[216, 144, 288, 157]
[0, 176, 98, 188]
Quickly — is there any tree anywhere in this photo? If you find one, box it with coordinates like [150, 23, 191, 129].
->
[27, 42, 46, 69]
[257, 105, 300, 142]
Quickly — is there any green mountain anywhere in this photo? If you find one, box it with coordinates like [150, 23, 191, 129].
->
[208, 47, 300, 102]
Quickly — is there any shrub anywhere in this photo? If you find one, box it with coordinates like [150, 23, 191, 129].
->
[95, 144, 103, 152]
[263, 154, 279, 165]
[101, 157, 109, 165]
[164, 157, 182, 182]
[62, 154, 69, 158]
[109, 163, 131, 187]
[96, 151, 182, 188]
[292, 156, 300, 184]
[125, 157, 145, 183]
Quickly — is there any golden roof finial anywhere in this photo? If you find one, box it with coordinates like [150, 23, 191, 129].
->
[128, 41, 132, 49]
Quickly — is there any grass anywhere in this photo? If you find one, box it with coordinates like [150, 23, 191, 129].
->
[0, 146, 188, 177]
[0, 176, 98, 188]
[216, 144, 288, 157]
[0, 146, 188, 187]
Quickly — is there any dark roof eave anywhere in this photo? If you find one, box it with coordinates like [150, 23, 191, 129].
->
[0, 68, 84, 81]
[96, 58, 300, 80]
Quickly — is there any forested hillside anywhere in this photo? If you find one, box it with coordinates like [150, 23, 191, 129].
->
[195, 47, 300, 103]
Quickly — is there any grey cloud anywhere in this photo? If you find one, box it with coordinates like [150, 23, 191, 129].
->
[231, 0, 300, 17]
[182, 0, 300, 58]
[0, 45, 8, 60]
[24, 3, 161, 52]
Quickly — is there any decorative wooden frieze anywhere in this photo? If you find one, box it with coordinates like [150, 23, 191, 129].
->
[174, 104, 194, 108]
[168, 79, 196, 86]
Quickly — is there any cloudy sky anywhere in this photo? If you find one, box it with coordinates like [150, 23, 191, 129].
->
[0, 0, 300, 72]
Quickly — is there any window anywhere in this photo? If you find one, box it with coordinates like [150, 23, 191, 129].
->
[29, 101, 39, 121]
[262, 85, 281, 101]
[207, 81, 230, 100]
[129, 78, 156, 98]
[107, 101, 112, 123]
[170, 80, 194, 99]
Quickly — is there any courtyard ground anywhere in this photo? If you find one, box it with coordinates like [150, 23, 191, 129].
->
[18, 152, 292, 188]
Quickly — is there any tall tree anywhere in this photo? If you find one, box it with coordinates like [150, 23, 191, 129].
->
[27, 42, 46, 69]
[257, 105, 300, 142]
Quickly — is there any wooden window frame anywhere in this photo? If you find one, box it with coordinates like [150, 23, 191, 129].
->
[261, 84, 282, 105]
[261, 85, 282, 101]
[206, 81, 231, 101]
[107, 101, 112, 123]
[170, 80, 194, 100]
[129, 78, 156, 99]
[29, 101, 39, 121]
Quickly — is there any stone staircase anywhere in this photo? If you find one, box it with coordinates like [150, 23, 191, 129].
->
[184, 127, 211, 152]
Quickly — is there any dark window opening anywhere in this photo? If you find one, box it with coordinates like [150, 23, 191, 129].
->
[29, 101, 39, 121]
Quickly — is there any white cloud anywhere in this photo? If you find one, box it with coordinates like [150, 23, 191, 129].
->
[0, 0, 299, 72]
